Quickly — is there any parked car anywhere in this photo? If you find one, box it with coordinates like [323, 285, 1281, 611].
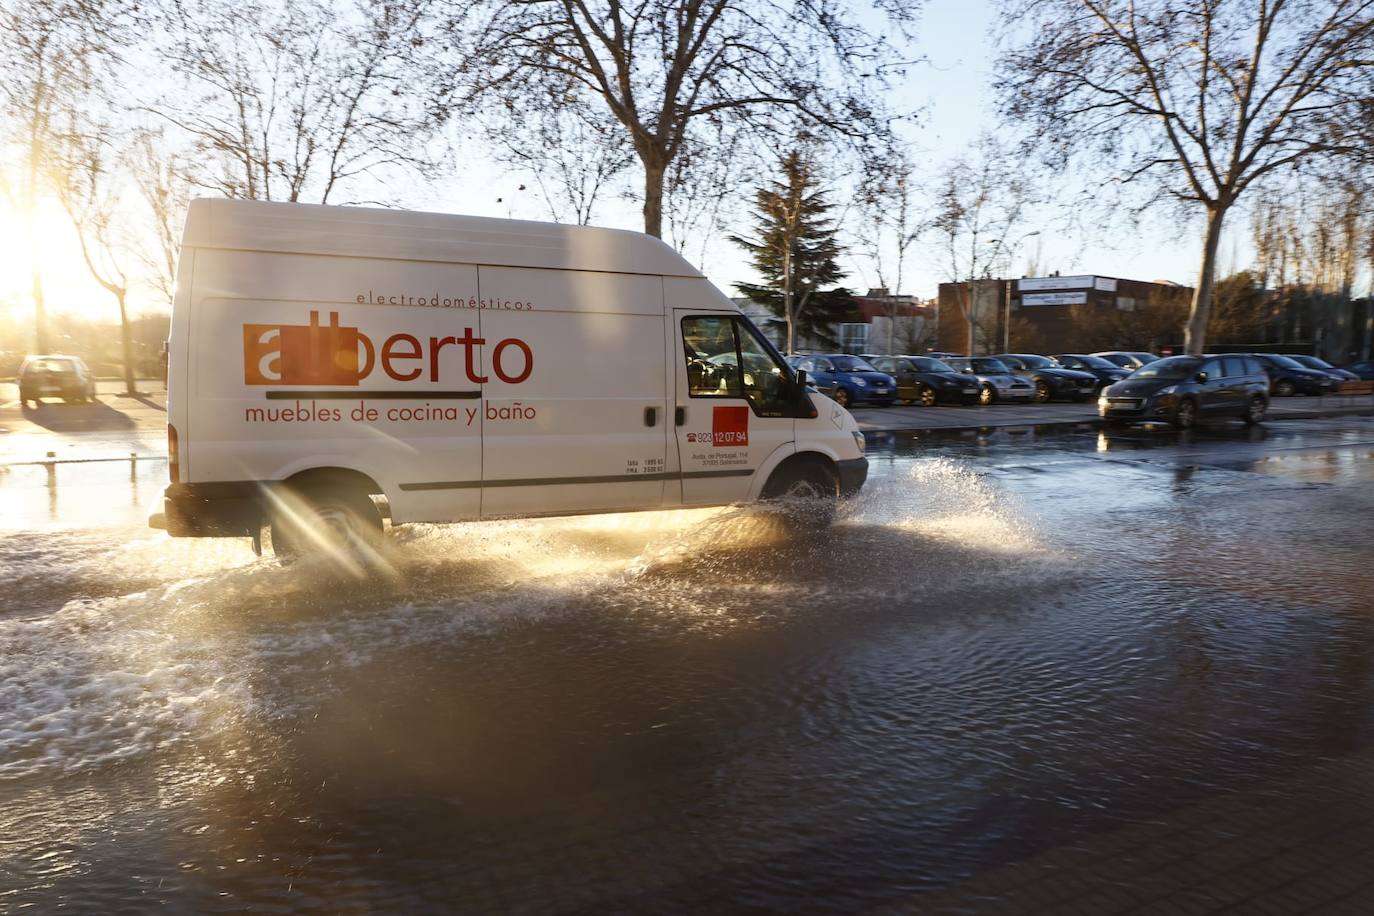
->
[994, 353, 1100, 403]
[1091, 351, 1160, 370]
[868, 355, 982, 406]
[17, 355, 98, 406]
[790, 354, 897, 408]
[1051, 354, 1133, 389]
[1099, 354, 1270, 429]
[1249, 353, 1339, 397]
[943, 357, 1037, 404]
[785, 355, 837, 398]
[1341, 360, 1374, 381]
[1284, 355, 1359, 382]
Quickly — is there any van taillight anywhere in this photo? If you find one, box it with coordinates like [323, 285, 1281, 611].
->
[168, 423, 180, 483]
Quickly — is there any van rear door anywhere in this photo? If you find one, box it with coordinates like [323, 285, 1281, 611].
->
[673, 311, 795, 506]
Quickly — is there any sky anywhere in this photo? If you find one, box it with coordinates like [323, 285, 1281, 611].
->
[0, 0, 1223, 330]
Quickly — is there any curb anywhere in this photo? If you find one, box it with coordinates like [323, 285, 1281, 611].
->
[857, 406, 1374, 436]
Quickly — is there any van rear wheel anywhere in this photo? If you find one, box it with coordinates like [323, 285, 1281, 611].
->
[269, 483, 383, 561]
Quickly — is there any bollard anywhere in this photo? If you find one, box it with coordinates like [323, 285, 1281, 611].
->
[130, 452, 138, 483]
[45, 451, 57, 520]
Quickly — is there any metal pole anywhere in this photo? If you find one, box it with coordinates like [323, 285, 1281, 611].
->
[1003, 279, 1012, 352]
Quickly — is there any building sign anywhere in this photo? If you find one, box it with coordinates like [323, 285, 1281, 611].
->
[1021, 291, 1088, 306]
[1018, 275, 1096, 291]
[1094, 277, 1118, 292]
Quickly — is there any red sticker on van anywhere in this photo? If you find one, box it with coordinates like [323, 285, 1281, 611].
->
[712, 405, 749, 447]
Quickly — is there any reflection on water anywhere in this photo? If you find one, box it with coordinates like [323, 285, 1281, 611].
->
[2, 422, 1373, 911]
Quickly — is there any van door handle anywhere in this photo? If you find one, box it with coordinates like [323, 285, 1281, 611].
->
[644, 406, 658, 427]
[675, 406, 685, 426]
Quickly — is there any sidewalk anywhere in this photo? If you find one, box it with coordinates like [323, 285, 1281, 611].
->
[850, 394, 1374, 433]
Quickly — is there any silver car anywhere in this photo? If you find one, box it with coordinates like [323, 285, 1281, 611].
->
[944, 357, 1037, 404]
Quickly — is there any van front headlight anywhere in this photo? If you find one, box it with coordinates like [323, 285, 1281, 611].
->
[852, 430, 866, 455]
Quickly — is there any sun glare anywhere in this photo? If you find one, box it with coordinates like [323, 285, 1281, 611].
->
[0, 195, 110, 322]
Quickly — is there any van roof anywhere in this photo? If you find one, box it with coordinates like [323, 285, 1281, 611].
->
[181, 198, 705, 278]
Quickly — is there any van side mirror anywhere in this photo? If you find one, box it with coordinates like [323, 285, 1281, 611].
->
[1195, 371, 1208, 383]
[794, 368, 808, 389]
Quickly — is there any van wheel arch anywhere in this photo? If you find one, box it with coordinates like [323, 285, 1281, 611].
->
[282, 467, 384, 499]
[760, 453, 840, 525]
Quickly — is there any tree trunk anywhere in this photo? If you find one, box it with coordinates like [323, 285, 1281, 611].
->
[642, 156, 665, 239]
[1185, 204, 1228, 355]
[783, 245, 794, 355]
[117, 291, 136, 395]
[32, 271, 48, 354]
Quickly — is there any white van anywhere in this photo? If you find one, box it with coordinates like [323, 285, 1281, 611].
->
[152, 199, 867, 556]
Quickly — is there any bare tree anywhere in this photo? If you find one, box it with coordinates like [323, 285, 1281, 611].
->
[129, 129, 195, 308]
[855, 148, 926, 353]
[663, 123, 750, 266]
[442, 0, 918, 238]
[996, 0, 1374, 353]
[495, 103, 634, 225]
[150, 0, 446, 204]
[52, 126, 139, 395]
[0, 0, 124, 353]
[930, 135, 1037, 354]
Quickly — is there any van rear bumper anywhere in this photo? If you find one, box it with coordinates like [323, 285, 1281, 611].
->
[157, 482, 265, 537]
[837, 457, 868, 496]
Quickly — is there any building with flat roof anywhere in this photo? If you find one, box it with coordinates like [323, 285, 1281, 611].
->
[937, 275, 1193, 354]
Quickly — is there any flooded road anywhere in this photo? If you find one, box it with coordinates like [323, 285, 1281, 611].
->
[2, 418, 1373, 912]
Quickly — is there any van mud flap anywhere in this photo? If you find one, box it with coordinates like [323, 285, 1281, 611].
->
[159, 481, 267, 538]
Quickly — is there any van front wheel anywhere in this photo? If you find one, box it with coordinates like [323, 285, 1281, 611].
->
[762, 460, 839, 526]
[269, 483, 383, 560]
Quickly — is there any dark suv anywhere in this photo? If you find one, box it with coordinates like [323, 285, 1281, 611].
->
[1098, 354, 1270, 428]
[1250, 354, 1339, 396]
[868, 355, 981, 406]
[994, 353, 1100, 402]
[1051, 353, 1132, 389]
[18, 355, 98, 406]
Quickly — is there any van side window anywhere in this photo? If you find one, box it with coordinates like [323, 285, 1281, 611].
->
[682, 316, 743, 397]
[681, 315, 792, 414]
[1222, 357, 1246, 378]
[735, 320, 792, 412]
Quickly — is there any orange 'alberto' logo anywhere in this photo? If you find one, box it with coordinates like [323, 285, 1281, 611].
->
[242, 310, 534, 387]
[244, 311, 373, 386]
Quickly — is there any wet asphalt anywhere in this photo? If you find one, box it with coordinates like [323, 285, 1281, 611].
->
[1, 417, 1372, 913]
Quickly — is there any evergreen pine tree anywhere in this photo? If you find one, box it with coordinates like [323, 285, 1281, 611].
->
[730, 150, 854, 354]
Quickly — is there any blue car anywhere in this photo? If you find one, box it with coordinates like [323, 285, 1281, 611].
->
[791, 354, 897, 408]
